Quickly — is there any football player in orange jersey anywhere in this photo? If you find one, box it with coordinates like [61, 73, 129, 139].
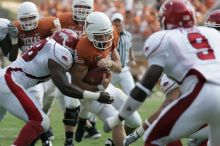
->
[14, 2, 61, 52]
[71, 12, 142, 146]
[58, 0, 93, 36]
[13, 2, 61, 146]
[58, 0, 102, 145]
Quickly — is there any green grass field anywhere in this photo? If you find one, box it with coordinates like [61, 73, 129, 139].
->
[0, 92, 170, 146]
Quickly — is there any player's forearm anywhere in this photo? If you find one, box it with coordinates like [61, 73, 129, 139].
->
[72, 80, 99, 92]
[8, 44, 19, 61]
[55, 77, 84, 99]
[129, 47, 136, 61]
[110, 60, 122, 73]
[58, 81, 102, 100]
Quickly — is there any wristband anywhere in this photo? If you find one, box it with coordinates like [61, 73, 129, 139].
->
[83, 90, 100, 100]
[144, 120, 151, 127]
[98, 84, 105, 91]
[136, 126, 145, 137]
[136, 83, 151, 96]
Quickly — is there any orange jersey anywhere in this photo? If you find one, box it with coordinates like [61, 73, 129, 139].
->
[58, 12, 84, 37]
[75, 27, 119, 68]
[14, 16, 61, 52]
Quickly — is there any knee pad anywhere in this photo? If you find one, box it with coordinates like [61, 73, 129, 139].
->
[125, 111, 142, 129]
[65, 97, 80, 109]
[63, 106, 80, 126]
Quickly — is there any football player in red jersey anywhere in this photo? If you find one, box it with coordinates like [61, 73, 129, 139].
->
[0, 28, 112, 146]
[123, 74, 183, 146]
[104, 0, 220, 145]
[13, 1, 61, 146]
[184, 9, 220, 146]
[124, 74, 208, 146]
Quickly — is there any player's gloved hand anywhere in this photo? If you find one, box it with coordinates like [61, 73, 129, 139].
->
[97, 91, 113, 104]
[123, 131, 141, 146]
[104, 115, 123, 132]
[8, 23, 18, 45]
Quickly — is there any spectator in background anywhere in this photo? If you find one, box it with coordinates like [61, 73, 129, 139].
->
[111, 12, 136, 96]
[124, 0, 134, 26]
[139, 6, 160, 38]
[205, 0, 219, 18]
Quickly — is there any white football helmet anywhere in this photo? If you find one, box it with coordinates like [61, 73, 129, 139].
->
[17, 2, 40, 31]
[72, 0, 94, 22]
[85, 12, 113, 50]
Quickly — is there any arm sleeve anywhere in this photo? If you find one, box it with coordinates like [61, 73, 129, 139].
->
[51, 18, 61, 33]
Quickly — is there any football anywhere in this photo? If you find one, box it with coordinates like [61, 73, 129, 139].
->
[83, 67, 111, 85]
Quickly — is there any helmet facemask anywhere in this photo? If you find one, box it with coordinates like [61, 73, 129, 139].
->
[85, 12, 114, 50]
[17, 2, 40, 31]
[73, 5, 93, 22]
[19, 15, 39, 31]
[72, 0, 94, 23]
[86, 26, 114, 50]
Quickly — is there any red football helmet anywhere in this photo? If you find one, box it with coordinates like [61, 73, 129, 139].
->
[205, 10, 220, 30]
[51, 28, 79, 53]
[159, 0, 195, 29]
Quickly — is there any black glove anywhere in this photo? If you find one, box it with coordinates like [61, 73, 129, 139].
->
[8, 23, 18, 45]
[97, 92, 113, 104]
